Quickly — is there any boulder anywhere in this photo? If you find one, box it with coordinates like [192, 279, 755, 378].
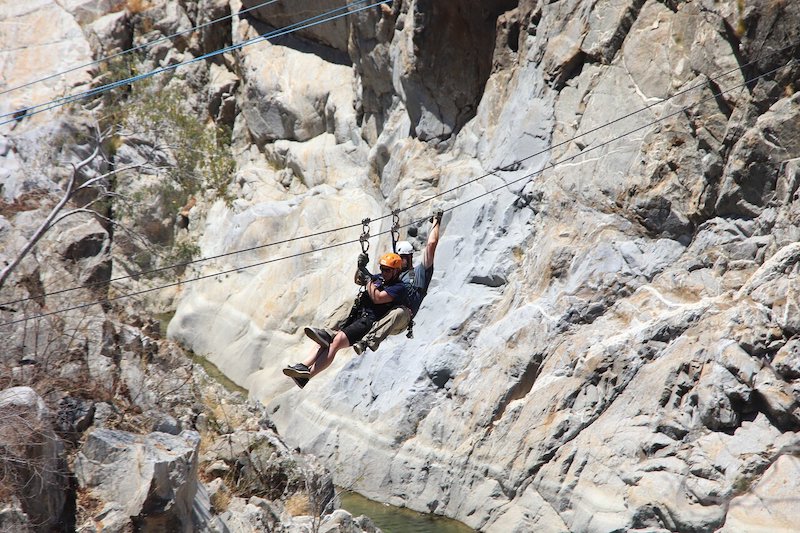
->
[0, 387, 67, 530]
[773, 339, 800, 381]
[721, 454, 800, 532]
[716, 93, 800, 218]
[694, 362, 750, 431]
[74, 428, 201, 532]
[208, 496, 283, 533]
[236, 32, 356, 146]
[240, 0, 350, 52]
[58, 0, 125, 25]
[55, 396, 96, 438]
[396, 0, 498, 143]
[207, 63, 239, 126]
[205, 494, 381, 533]
[0, 1, 93, 122]
[85, 10, 132, 56]
[47, 212, 111, 288]
[201, 429, 334, 506]
[753, 366, 800, 431]
[319, 509, 381, 533]
[0, 498, 33, 533]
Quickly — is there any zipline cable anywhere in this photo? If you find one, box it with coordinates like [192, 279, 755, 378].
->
[1, 0, 391, 307]
[399, 40, 800, 215]
[2, 44, 796, 307]
[0, 0, 381, 122]
[439, 58, 798, 216]
[0, 0, 389, 126]
[1, 56, 794, 328]
[0, 0, 280, 97]
[0, 229, 399, 327]
[0, 221, 363, 308]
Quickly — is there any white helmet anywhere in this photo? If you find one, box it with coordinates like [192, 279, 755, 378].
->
[396, 241, 414, 255]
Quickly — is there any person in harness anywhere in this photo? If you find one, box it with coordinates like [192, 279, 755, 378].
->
[283, 252, 408, 389]
[352, 209, 443, 354]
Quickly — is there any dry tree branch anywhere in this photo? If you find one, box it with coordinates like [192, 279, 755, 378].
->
[0, 144, 100, 290]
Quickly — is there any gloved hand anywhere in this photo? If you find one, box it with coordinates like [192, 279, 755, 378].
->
[371, 274, 384, 289]
[431, 209, 443, 224]
[357, 252, 369, 268]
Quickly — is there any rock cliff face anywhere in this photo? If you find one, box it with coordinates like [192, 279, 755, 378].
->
[3, 0, 800, 531]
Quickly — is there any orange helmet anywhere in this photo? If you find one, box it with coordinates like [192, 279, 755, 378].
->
[379, 253, 402, 270]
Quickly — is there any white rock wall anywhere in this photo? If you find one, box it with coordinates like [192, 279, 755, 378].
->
[235, 1, 800, 531]
[3, 0, 800, 531]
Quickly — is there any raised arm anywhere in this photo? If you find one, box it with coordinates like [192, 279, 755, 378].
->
[422, 211, 443, 269]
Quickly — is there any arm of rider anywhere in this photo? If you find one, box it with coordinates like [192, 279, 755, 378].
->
[422, 210, 442, 269]
[367, 279, 396, 304]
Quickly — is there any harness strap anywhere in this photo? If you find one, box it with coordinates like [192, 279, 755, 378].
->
[338, 292, 368, 330]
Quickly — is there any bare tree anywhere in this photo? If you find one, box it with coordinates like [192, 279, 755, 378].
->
[0, 129, 148, 291]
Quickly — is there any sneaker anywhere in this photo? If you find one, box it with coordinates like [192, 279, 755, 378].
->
[290, 376, 309, 389]
[283, 363, 311, 378]
[352, 341, 366, 355]
[304, 327, 333, 348]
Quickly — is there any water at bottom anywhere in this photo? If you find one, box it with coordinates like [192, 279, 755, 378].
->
[339, 491, 475, 533]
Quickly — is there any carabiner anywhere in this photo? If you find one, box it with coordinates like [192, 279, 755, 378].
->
[360, 217, 371, 253]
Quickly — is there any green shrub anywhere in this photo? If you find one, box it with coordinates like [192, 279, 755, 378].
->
[97, 58, 236, 276]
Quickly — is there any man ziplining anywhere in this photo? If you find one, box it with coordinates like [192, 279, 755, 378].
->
[352, 209, 443, 354]
[283, 210, 444, 389]
[283, 252, 408, 389]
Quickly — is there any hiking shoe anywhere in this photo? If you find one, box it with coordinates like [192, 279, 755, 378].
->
[283, 363, 311, 379]
[352, 341, 366, 355]
[290, 376, 309, 389]
[304, 327, 332, 348]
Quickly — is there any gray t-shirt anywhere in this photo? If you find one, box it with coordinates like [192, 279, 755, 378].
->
[401, 263, 434, 314]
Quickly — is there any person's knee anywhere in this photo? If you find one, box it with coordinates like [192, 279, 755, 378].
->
[394, 307, 411, 324]
[332, 330, 350, 348]
[387, 307, 408, 323]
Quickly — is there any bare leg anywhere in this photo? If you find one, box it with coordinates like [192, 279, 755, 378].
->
[308, 331, 351, 377]
[302, 345, 327, 369]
